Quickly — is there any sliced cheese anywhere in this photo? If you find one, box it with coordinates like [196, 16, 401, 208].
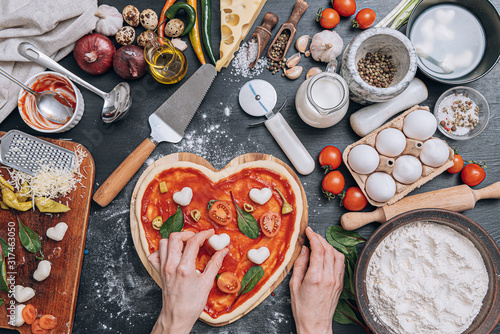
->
[215, 0, 267, 71]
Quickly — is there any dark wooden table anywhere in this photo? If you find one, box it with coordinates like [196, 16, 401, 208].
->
[1, 0, 499, 333]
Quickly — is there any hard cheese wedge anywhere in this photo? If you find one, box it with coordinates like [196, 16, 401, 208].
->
[215, 0, 267, 71]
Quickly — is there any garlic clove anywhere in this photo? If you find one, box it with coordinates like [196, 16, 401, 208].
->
[306, 67, 323, 79]
[286, 53, 301, 68]
[305, 50, 311, 57]
[171, 38, 188, 51]
[285, 66, 303, 80]
[295, 35, 309, 53]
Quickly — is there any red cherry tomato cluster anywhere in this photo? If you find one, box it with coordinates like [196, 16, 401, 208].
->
[446, 149, 487, 187]
[319, 146, 345, 199]
[316, 0, 376, 30]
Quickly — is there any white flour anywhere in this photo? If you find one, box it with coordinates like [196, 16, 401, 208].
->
[366, 221, 488, 334]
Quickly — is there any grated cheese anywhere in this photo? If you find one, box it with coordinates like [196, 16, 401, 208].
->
[6, 145, 87, 200]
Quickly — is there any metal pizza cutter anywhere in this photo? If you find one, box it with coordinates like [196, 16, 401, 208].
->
[239, 79, 315, 175]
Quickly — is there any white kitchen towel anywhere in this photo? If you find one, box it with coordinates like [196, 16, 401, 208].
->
[0, 0, 98, 124]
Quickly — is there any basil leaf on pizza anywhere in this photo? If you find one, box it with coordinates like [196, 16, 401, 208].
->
[230, 191, 259, 239]
[239, 265, 264, 295]
[160, 206, 184, 238]
[17, 217, 42, 253]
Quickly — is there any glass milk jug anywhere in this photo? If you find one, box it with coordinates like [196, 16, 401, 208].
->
[295, 60, 349, 128]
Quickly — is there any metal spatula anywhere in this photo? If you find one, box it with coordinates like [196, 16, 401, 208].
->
[0, 130, 75, 175]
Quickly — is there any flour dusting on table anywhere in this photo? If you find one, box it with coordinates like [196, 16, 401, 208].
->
[366, 221, 488, 334]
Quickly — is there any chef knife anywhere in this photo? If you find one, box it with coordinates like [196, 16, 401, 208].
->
[341, 182, 500, 230]
[93, 64, 217, 207]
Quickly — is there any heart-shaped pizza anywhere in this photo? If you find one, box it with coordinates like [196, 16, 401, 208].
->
[130, 153, 307, 326]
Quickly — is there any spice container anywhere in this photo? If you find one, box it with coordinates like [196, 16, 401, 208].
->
[434, 86, 490, 140]
[295, 60, 349, 128]
[143, 32, 188, 84]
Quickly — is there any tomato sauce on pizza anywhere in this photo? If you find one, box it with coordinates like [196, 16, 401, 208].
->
[140, 167, 298, 319]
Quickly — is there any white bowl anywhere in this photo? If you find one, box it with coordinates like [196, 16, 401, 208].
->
[18, 71, 84, 133]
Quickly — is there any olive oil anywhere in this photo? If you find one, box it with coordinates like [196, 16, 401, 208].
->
[144, 32, 188, 84]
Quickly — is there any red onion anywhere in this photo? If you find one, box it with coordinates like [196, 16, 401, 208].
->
[113, 45, 147, 80]
[74, 33, 115, 75]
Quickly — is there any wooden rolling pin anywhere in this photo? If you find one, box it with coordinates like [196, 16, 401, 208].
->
[341, 182, 500, 230]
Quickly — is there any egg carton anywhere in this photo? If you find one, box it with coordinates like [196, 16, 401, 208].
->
[343, 105, 454, 207]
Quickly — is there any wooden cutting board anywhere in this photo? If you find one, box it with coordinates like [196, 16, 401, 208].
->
[129, 152, 308, 326]
[0, 133, 95, 334]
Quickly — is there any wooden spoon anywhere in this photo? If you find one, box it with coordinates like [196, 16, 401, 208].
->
[341, 182, 500, 230]
[267, 0, 308, 62]
[249, 12, 279, 69]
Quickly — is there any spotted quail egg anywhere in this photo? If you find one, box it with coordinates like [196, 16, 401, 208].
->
[365, 172, 396, 203]
[393, 155, 423, 184]
[348, 145, 380, 175]
[122, 5, 140, 27]
[140, 9, 158, 30]
[376, 128, 407, 157]
[115, 26, 135, 45]
[420, 138, 450, 167]
[403, 109, 437, 140]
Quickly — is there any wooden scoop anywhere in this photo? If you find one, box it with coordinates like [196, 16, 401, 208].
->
[248, 13, 279, 69]
[341, 182, 500, 230]
[267, 0, 308, 62]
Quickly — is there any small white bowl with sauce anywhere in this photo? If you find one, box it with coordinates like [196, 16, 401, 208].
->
[18, 71, 84, 133]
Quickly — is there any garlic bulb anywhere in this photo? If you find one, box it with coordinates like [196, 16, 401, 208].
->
[95, 5, 123, 36]
[310, 30, 344, 63]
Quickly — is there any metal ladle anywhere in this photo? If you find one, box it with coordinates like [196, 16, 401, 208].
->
[18, 42, 131, 123]
[0, 66, 74, 124]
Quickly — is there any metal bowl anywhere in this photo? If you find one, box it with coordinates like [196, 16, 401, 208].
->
[355, 209, 500, 333]
[406, 0, 500, 84]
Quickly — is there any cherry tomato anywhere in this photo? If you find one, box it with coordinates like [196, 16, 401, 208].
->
[316, 8, 340, 29]
[340, 187, 368, 211]
[259, 212, 281, 237]
[353, 8, 376, 29]
[39, 314, 58, 330]
[31, 319, 49, 334]
[319, 145, 342, 173]
[447, 154, 464, 174]
[332, 0, 356, 17]
[322, 171, 345, 199]
[461, 163, 486, 187]
[208, 201, 232, 225]
[21, 304, 37, 325]
[217, 272, 241, 294]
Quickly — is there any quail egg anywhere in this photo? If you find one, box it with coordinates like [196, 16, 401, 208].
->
[420, 138, 450, 167]
[348, 145, 380, 175]
[365, 172, 396, 203]
[403, 109, 437, 140]
[376, 128, 407, 157]
[393, 155, 423, 184]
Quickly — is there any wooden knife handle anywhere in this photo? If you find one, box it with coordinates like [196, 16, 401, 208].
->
[287, 0, 308, 27]
[341, 208, 386, 231]
[93, 138, 156, 207]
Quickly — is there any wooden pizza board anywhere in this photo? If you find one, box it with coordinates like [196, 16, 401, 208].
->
[129, 152, 308, 326]
[0, 132, 95, 334]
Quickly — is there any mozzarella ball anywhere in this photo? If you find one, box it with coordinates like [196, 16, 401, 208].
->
[366, 172, 396, 202]
[403, 109, 437, 140]
[348, 145, 380, 175]
[420, 138, 450, 167]
[376, 128, 407, 157]
[393, 155, 423, 184]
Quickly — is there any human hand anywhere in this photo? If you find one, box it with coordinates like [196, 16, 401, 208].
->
[148, 230, 229, 334]
[290, 226, 345, 334]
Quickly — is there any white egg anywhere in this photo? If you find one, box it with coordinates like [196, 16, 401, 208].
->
[376, 128, 407, 157]
[348, 145, 380, 175]
[393, 155, 423, 184]
[403, 109, 437, 140]
[420, 138, 450, 167]
[365, 172, 396, 203]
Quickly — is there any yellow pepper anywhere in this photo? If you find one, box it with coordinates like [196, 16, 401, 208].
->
[16, 181, 31, 202]
[35, 197, 70, 213]
[1, 185, 32, 211]
[187, 0, 206, 65]
[0, 201, 9, 210]
[0, 176, 14, 192]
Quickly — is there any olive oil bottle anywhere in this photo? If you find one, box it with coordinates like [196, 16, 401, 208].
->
[144, 32, 188, 84]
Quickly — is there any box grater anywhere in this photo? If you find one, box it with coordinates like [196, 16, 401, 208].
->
[0, 130, 75, 175]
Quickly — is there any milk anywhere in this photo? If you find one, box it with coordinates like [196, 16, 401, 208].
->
[310, 77, 344, 111]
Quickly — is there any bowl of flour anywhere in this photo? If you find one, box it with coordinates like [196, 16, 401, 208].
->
[355, 209, 500, 334]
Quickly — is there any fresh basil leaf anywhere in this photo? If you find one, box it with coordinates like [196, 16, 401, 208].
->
[0, 298, 4, 307]
[325, 235, 350, 256]
[160, 207, 184, 239]
[343, 258, 355, 297]
[0, 260, 8, 292]
[333, 299, 363, 325]
[231, 192, 259, 239]
[207, 199, 217, 211]
[0, 238, 11, 258]
[17, 217, 41, 253]
[239, 265, 264, 295]
[327, 225, 366, 247]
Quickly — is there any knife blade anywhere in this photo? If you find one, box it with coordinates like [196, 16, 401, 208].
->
[93, 64, 217, 207]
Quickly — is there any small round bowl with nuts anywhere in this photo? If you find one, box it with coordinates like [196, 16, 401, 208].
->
[434, 86, 490, 141]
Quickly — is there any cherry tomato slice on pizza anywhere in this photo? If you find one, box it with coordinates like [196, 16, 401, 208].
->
[22, 304, 37, 325]
[217, 272, 241, 294]
[260, 212, 281, 237]
[208, 201, 232, 225]
[31, 319, 49, 334]
[39, 314, 58, 330]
